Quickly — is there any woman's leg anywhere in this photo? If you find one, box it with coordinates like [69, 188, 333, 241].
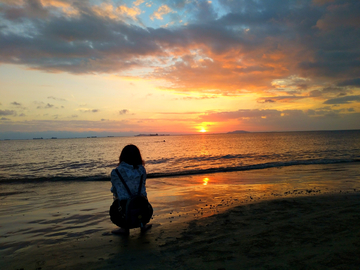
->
[111, 227, 130, 234]
[140, 223, 152, 232]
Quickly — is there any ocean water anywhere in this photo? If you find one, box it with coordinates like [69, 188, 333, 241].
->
[0, 130, 359, 183]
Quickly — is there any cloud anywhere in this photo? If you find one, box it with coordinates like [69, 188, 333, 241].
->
[158, 111, 200, 115]
[81, 109, 99, 113]
[259, 99, 276, 103]
[337, 78, 360, 87]
[2, 0, 49, 20]
[150, 5, 173, 21]
[257, 96, 306, 103]
[11, 101, 21, 106]
[0, 119, 149, 133]
[0, 109, 16, 116]
[175, 95, 218, 100]
[36, 103, 54, 109]
[0, 0, 359, 98]
[119, 109, 129, 115]
[92, 2, 142, 22]
[48, 96, 67, 101]
[200, 109, 281, 122]
[1, 117, 11, 121]
[314, 2, 360, 31]
[323, 95, 360, 105]
[199, 106, 359, 123]
[199, 107, 360, 131]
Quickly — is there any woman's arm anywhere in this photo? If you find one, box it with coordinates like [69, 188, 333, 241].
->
[140, 166, 148, 198]
[111, 169, 126, 200]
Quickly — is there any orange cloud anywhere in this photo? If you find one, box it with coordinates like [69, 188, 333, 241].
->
[91, 3, 141, 21]
[150, 4, 173, 21]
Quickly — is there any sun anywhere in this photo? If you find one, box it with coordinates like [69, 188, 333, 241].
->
[199, 128, 207, 133]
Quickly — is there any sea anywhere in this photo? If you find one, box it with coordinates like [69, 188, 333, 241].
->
[1, 130, 359, 183]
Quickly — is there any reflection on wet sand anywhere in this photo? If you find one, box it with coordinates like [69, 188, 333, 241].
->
[202, 177, 209, 185]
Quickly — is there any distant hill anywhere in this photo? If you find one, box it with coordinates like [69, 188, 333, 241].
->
[227, 130, 250, 134]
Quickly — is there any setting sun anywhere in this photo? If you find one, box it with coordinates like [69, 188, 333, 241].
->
[200, 128, 207, 133]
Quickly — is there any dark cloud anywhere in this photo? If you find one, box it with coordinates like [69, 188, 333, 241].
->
[80, 109, 99, 113]
[257, 96, 305, 103]
[323, 95, 360, 105]
[259, 99, 276, 103]
[37, 103, 54, 109]
[0, 0, 359, 96]
[309, 86, 351, 98]
[307, 107, 345, 116]
[119, 109, 129, 115]
[11, 101, 21, 106]
[0, 109, 16, 116]
[0, 4, 162, 73]
[1, 0, 49, 21]
[337, 78, 360, 87]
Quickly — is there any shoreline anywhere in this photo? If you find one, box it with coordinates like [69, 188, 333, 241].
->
[1, 163, 360, 269]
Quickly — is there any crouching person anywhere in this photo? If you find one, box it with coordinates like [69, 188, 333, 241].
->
[109, 144, 153, 234]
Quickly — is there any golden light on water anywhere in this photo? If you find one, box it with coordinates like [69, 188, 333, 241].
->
[203, 177, 209, 185]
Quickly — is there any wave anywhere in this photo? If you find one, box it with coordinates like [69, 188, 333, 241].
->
[148, 158, 360, 178]
[1, 158, 359, 184]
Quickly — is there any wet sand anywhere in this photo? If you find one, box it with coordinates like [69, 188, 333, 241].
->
[1, 163, 360, 269]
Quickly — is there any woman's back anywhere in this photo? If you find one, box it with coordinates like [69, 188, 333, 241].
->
[111, 161, 147, 201]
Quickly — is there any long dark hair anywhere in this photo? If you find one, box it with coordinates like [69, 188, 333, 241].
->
[118, 144, 144, 168]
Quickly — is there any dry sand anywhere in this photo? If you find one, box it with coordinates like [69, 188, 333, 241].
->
[1, 163, 360, 269]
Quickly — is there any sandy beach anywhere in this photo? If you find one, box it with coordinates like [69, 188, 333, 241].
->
[1, 163, 360, 269]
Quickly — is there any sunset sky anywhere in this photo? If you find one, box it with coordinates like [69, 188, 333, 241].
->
[1, 0, 359, 139]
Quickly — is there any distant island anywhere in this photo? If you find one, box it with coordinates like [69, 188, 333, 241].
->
[135, 133, 170, 137]
[227, 130, 250, 134]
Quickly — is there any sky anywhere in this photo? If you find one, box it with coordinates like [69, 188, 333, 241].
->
[0, 0, 359, 139]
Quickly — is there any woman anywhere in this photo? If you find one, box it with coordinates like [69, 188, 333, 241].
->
[109, 144, 152, 234]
